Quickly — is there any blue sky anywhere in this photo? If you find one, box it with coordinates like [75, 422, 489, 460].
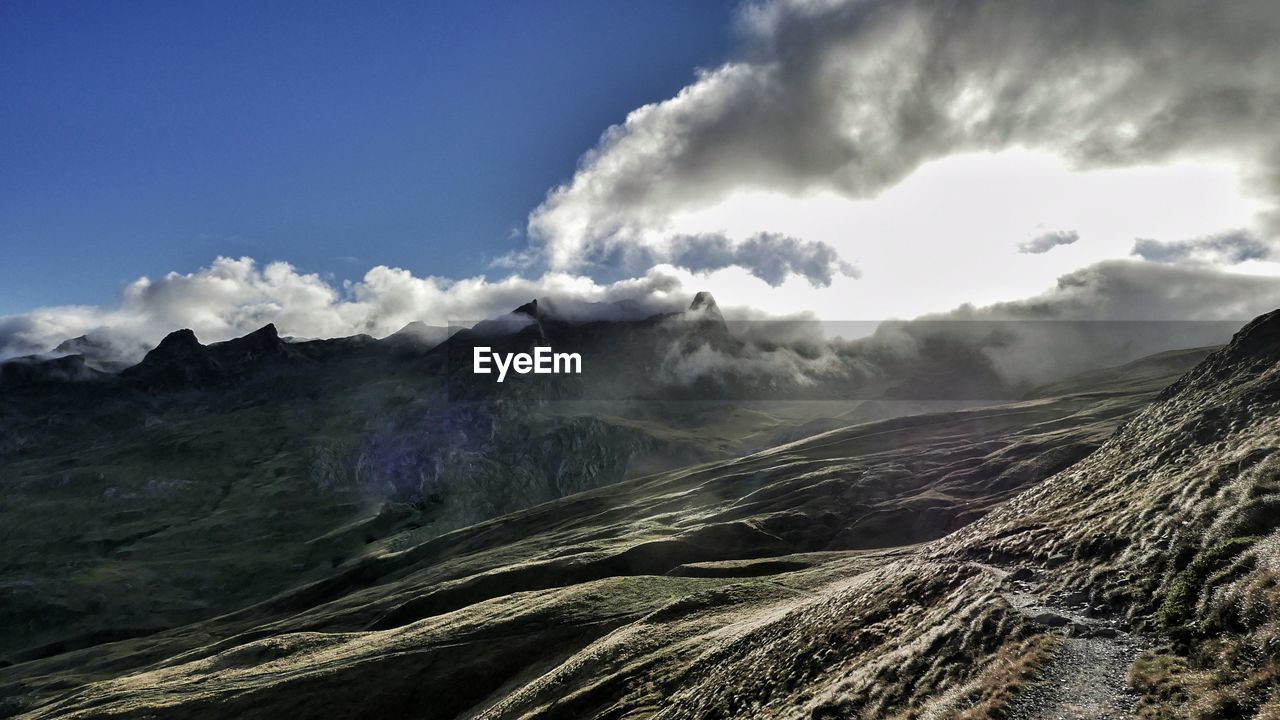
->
[3, 0, 1277, 359]
[0, 0, 738, 314]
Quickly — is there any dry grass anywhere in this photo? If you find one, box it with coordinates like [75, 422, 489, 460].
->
[1129, 649, 1201, 719]
[952, 633, 1060, 720]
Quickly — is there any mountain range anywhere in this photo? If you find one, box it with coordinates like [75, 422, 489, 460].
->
[1, 296, 1275, 718]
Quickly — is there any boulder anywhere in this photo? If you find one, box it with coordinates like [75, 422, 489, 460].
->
[1028, 611, 1070, 628]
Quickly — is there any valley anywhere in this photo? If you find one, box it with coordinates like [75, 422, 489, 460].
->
[0, 297, 1272, 719]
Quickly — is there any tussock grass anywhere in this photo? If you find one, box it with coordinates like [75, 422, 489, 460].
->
[1156, 536, 1259, 632]
[953, 633, 1060, 720]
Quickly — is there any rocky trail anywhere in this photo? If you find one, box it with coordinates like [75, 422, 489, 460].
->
[980, 563, 1153, 719]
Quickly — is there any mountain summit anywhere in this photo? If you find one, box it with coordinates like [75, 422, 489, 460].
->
[688, 290, 723, 322]
[120, 323, 293, 389]
[512, 298, 539, 318]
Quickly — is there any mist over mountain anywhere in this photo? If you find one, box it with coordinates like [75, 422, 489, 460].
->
[3, 283, 1250, 404]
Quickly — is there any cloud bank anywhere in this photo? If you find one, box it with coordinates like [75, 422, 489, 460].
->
[0, 257, 689, 363]
[526, 0, 1280, 273]
[662, 259, 1280, 394]
[942, 260, 1280, 322]
[919, 259, 1280, 383]
[497, 230, 855, 288]
[666, 232, 858, 286]
[6, 254, 1277, 390]
[635, 257, 1280, 400]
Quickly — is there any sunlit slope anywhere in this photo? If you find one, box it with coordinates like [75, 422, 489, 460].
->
[939, 310, 1280, 717]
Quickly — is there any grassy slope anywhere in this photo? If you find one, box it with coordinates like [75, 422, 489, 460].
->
[0, 371, 1173, 718]
[941, 311, 1280, 718]
[1, 339, 778, 660]
[5, 325, 1136, 668]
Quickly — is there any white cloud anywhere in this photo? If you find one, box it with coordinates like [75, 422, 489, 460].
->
[1018, 230, 1079, 255]
[3, 254, 1277, 396]
[652, 151, 1265, 321]
[524, 0, 1280, 285]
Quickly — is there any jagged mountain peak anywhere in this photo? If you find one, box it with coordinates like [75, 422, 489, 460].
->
[155, 328, 202, 350]
[219, 322, 280, 345]
[687, 291, 725, 325]
[52, 335, 87, 353]
[246, 322, 279, 339]
[121, 323, 293, 388]
[392, 320, 430, 335]
[387, 320, 441, 341]
[49, 333, 134, 372]
[512, 299, 539, 318]
[212, 323, 284, 354]
[122, 328, 217, 388]
[689, 291, 718, 312]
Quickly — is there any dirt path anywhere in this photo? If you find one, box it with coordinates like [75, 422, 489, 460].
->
[1004, 633, 1147, 719]
[978, 564, 1151, 719]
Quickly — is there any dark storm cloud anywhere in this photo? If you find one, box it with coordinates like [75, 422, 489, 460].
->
[667, 232, 859, 286]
